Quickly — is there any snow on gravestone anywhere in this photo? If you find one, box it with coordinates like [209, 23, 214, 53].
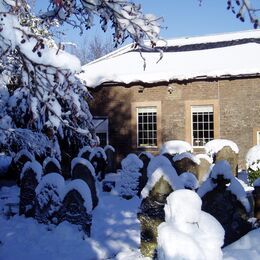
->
[35, 173, 65, 224]
[179, 172, 199, 190]
[59, 180, 93, 236]
[11, 149, 35, 181]
[71, 157, 98, 209]
[89, 147, 107, 181]
[42, 157, 61, 175]
[205, 139, 239, 176]
[138, 155, 184, 258]
[197, 160, 252, 246]
[19, 161, 42, 217]
[119, 153, 143, 200]
[104, 145, 116, 174]
[172, 152, 200, 178]
[138, 152, 154, 196]
[157, 190, 224, 260]
[78, 146, 92, 161]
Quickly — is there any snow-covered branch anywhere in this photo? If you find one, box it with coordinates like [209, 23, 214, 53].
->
[40, 0, 163, 47]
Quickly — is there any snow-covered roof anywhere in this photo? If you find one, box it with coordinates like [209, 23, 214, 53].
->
[78, 30, 260, 88]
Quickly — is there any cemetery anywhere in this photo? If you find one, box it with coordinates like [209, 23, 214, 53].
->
[0, 0, 259, 259]
[0, 139, 259, 259]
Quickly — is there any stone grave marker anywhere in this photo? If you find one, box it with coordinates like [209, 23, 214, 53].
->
[19, 161, 42, 217]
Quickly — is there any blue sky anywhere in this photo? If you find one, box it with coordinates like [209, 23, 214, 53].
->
[36, 1, 258, 45]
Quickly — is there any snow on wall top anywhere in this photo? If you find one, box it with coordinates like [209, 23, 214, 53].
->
[160, 140, 193, 155]
[78, 30, 260, 88]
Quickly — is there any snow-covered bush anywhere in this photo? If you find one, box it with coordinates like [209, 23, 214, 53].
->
[119, 153, 143, 199]
[35, 173, 65, 224]
[246, 145, 260, 185]
[157, 190, 224, 260]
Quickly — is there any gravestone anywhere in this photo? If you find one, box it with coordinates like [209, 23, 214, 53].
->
[78, 146, 92, 160]
[43, 157, 61, 175]
[173, 152, 199, 178]
[104, 145, 116, 174]
[19, 161, 42, 217]
[196, 155, 212, 183]
[215, 146, 238, 176]
[71, 158, 98, 209]
[200, 174, 252, 246]
[35, 173, 65, 224]
[59, 181, 92, 236]
[90, 147, 107, 181]
[11, 149, 35, 183]
[138, 152, 152, 196]
[138, 176, 174, 258]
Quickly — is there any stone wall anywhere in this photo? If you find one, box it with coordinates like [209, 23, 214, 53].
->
[89, 77, 260, 168]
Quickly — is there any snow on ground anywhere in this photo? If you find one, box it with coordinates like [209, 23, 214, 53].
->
[223, 228, 260, 260]
[0, 184, 259, 259]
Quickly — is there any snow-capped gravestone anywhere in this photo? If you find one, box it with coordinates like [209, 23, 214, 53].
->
[119, 153, 143, 199]
[205, 139, 239, 176]
[42, 157, 61, 176]
[35, 173, 65, 224]
[19, 161, 42, 217]
[138, 155, 184, 258]
[71, 157, 98, 209]
[198, 160, 252, 246]
[138, 152, 154, 195]
[157, 190, 224, 260]
[104, 145, 116, 174]
[253, 178, 260, 221]
[11, 149, 35, 181]
[78, 146, 92, 160]
[195, 154, 213, 183]
[89, 147, 107, 181]
[59, 180, 93, 236]
[172, 152, 200, 178]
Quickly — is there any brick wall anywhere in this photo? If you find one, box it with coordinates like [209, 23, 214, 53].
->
[89, 77, 260, 169]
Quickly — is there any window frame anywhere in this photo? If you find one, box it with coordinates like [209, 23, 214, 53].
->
[253, 128, 260, 145]
[131, 101, 161, 149]
[191, 105, 214, 148]
[93, 116, 109, 147]
[136, 106, 157, 148]
[185, 100, 220, 148]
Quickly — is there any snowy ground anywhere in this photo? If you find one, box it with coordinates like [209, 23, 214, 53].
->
[0, 184, 259, 260]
